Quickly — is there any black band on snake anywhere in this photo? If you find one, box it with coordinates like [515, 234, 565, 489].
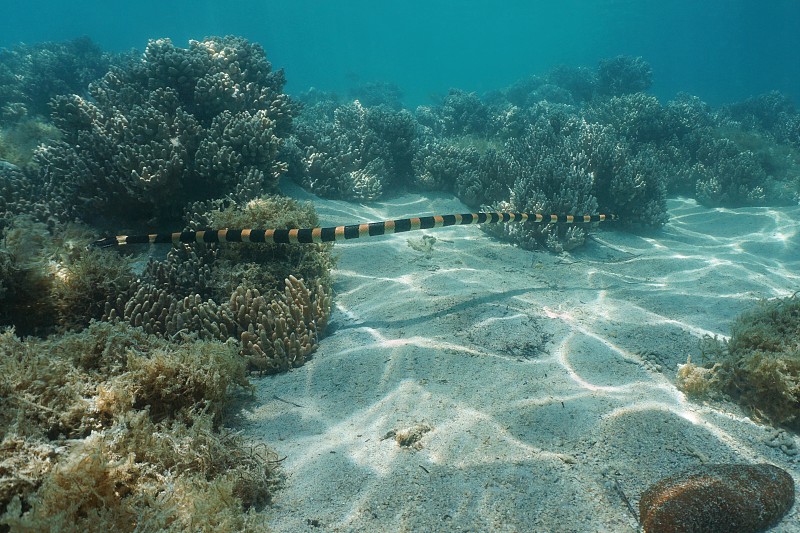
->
[90, 211, 618, 248]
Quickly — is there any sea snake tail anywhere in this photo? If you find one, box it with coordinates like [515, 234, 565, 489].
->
[90, 211, 618, 248]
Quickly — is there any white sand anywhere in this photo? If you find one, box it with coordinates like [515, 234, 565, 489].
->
[240, 183, 800, 532]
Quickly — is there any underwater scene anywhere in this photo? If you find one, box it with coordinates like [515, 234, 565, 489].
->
[1, 1, 799, 532]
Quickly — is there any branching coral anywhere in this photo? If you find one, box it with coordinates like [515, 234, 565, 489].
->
[105, 254, 331, 374]
[596, 55, 653, 96]
[585, 93, 672, 144]
[35, 36, 292, 227]
[348, 81, 404, 110]
[718, 90, 800, 147]
[285, 56, 798, 233]
[102, 194, 333, 374]
[482, 108, 668, 250]
[289, 99, 417, 201]
[411, 138, 481, 192]
[0, 36, 113, 118]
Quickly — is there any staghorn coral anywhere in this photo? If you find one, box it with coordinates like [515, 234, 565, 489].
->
[485, 65, 596, 110]
[35, 36, 292, 227]
[287, 57, 797, 223]
[414, 89, 494, 139]
[585, 93, 672, 144]
[411, 137, 481, 192]
[718, 90, 800, 147]
[482, 112, 602, 251]
[453, 146, 517, 208]
[416, 96, 672, 249]
[0, 166, 46, 234]
[438, 89, 492, 138]
[601, 145, 669, 228]
[546, 65, 597, 103]
[691, 127, 800, 207]
[694, 148, 771, 207]
[488, 74, 547, 109]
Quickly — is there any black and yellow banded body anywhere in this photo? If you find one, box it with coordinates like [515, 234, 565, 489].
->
[91, 211, 617, 248]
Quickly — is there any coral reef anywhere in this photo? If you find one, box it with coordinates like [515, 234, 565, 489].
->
[348, 81, 404, 110]
[411, 137, 481, 192]
[3, 30, 800, 531]
[0, 116, 60, 168]
[288, 99, 417, 201]
[0, 165, 55, 234]
[283, 55, 799, 247]
[481, 107, 667, 251]
[639, 463, 794, 533]
[103, 195, 333, 374]
[0, 37, 114, 119]
[677, 294, 800, 430]
[486, 65, 598, 110]
[596, 55, 653, 96]
[34, 36, 292, 228]
[659, 91, 800, 206]
[718, 90, 800, 147]
[437, 89, 492, 138]
[0, 34, 333, 532]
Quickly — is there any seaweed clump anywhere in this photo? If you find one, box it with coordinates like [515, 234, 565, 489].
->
[0, 216, 135, 335]
[0, 321, 274, 532]
[677, 293, 800, 430]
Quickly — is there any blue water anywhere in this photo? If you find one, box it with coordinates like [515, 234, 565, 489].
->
[4, 0, 800, 107]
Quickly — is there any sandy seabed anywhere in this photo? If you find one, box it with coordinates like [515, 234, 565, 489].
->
[238, 183, 800, 532]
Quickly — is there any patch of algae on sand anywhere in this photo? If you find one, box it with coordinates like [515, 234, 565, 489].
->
[0, 321, 275, 532]
[677, 293, 800, 430]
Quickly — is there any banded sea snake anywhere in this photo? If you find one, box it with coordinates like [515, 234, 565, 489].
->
[90, 211, 617, 248]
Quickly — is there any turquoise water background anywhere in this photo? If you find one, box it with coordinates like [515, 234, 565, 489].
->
[4, 1, 799, 106]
